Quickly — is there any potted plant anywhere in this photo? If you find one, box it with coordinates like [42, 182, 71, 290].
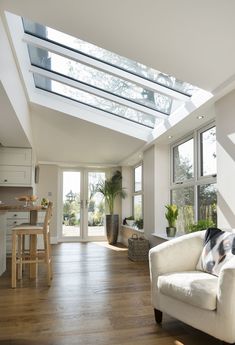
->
[125, 216, 135, 227]
[134, 218, 143, 230]
[96, 170, 126, 244]
[165, 204, 178, 237]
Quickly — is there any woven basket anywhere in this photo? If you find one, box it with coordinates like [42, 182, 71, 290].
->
[128, 234, 149, 262]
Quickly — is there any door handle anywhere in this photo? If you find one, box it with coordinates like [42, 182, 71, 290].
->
[80, 200, 84, 209]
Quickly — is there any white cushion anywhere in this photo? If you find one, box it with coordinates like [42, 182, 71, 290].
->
[158, 271, 218, 311]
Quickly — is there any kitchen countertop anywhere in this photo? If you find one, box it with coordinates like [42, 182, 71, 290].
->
[0, 204, 45, 211]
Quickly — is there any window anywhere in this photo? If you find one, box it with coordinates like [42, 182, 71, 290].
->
[133, 164, 143, 220]
[171, 124, 217, 232]
[173, 137, 194, 182]
[200, 126, 216, 176]
[198, 183, 217, 223]
[172, 186, 194, 233]
[134, 165, 142, 192]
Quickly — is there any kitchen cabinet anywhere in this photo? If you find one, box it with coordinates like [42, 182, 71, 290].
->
[6, 211, 29, 254]
[0, 148, 31, 166]
[0, 165, 31, 185]
[0, 147, 32, 186]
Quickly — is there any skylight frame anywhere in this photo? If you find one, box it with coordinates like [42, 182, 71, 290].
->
[4, 11, 213, 143]
[30, 64, 162, 119]
[33, 72, 157, 128]
[26, 43, 173, 116]
[22, 18, 196, 98]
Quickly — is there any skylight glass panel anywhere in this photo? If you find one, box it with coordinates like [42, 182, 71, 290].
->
[22, 18, 197, 96]
[33, 73, 157, 128]
[27, 44, 172, 114]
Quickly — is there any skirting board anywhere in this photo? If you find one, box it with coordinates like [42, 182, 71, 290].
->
[50, 237, 58, 244]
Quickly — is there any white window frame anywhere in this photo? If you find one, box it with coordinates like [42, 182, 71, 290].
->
[170, 122, 216, 226]
[133, 162, 143, 220]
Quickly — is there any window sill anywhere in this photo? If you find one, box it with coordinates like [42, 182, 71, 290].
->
[122, 225, 144, 233]
[152, 231, 185, 241]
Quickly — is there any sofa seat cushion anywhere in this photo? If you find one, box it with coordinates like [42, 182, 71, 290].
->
[158, 271, 218, 311]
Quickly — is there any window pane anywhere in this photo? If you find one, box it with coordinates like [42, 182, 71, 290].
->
[133, 195, 142, 220]
[198, 184, 217, 226]
[28, 45, 172, 114]
[134, 165, 142, 192]
[33, 73, 156, 128]
[88, 172, 105, 237]
[173, 138, 194, 182]
[201, 126, 216, 176]
[172, 187, 194, 233]
[23, 18, 197, 96]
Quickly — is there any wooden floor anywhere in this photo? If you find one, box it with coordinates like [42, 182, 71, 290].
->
[0, 242, 221, 345]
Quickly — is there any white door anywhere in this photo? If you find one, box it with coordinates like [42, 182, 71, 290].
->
[60, 169, 106, 242]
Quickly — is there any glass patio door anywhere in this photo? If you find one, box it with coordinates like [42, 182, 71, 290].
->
[62, 170, 83, 240]
[61, 169, 106, 241]
[84, 171, 106, 240]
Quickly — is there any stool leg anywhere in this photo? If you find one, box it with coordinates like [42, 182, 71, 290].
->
[29, 234, 37, 279]
[22, 234, 26, 272]
[49, 241, 53, 280]
[17, 234, 22, 280]
[12, 232, 17, 288]
[44, 232, 51, 286]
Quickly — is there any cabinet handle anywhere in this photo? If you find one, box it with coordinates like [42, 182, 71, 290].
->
[14, 221, 17, 224]
[14, 214, 17, 217]
[4, 179, 7, 182]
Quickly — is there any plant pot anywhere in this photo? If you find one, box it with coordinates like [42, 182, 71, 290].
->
[106, 214, 119, 244]
[166, 226, 176, 237]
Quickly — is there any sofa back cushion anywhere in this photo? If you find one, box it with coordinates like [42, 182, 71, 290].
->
[197, 228, 235, 276]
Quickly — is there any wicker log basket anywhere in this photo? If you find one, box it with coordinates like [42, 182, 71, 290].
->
[128, 234, 149, 262]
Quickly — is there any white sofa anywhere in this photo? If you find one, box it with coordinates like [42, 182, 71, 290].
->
[149, 230, 235, 344]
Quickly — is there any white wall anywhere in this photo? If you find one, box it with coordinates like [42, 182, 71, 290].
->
[37, 164, 58, 242]
[216, 89, 235, 229]
[154, 144, 170, 231]
[143, 146, 155, 243]
[121, 166, 132, 220]
[120, 145, 170, 247]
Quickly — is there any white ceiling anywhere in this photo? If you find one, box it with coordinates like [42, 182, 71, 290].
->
[31, 104, 145, 165]
[1, 0, 235, 164]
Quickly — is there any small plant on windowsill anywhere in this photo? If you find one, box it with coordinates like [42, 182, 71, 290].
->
[124, 216, 135, 227]
[165, 204, 178, 237]
[134, 218, 143, 230]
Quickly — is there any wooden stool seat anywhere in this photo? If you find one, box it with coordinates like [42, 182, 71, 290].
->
[11, 202, 53, 288]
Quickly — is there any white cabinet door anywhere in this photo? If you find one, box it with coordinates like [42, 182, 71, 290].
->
[6, 212, 30, 255]
[0, 148, 32, 166]
[0, 166, 31, 186]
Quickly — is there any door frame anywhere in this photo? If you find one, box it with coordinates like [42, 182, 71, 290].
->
[58, 167, 107, 242]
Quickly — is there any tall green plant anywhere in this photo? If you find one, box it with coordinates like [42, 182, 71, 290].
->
[165, 204, 178, 227]
[96, 171, 126, 215]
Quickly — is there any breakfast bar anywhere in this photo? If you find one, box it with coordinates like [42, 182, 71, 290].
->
[0, 205, 46, 276]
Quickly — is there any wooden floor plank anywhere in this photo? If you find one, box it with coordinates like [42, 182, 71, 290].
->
[0, 242, 221, 344]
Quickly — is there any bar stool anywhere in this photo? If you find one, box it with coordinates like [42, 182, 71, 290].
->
[11, 202, 53, 288]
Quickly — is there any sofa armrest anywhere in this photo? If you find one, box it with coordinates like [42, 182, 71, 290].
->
[149, 231, 205, 282]
[217, 257, 235, 314]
